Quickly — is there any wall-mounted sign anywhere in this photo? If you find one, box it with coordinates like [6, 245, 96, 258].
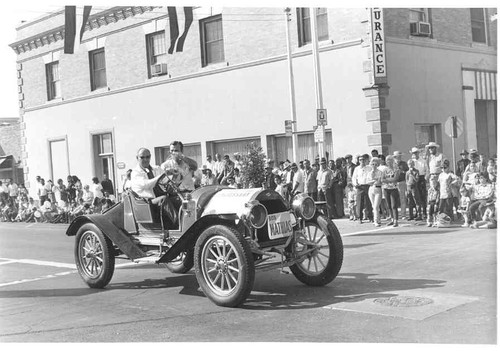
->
[371, 8, 387, 80]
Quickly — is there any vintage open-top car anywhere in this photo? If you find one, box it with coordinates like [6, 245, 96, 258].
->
[66, 178, 344, 307]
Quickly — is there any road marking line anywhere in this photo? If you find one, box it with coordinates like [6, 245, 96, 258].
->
[16, 259, 77, 269]
[341, 224, 410, 237]
[0, 260, 17, 266]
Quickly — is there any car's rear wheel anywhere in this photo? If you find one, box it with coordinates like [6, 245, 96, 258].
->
[166, 248, 194, 274]
[74, 223, 115, 288]
[290, 213, 343, 286]
[194, 225, 255, 307]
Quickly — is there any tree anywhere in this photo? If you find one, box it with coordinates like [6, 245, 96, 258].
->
[240, 142, 266, 188]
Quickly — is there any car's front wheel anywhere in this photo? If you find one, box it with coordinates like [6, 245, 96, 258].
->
[194, 225, 255, 307]
[74, 223, 115, 288]
[290, 213, 343, 286]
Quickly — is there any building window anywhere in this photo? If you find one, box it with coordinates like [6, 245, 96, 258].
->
[146, 31, 168, 77]
[46, 61, 60, 101]
[409, 8, 428, 22]
[414, 123, 442, 149]
[89, 48, 107, 91]
[471, 8, 487, 43]
[297, 8, 328, 47]
[200, 15, 225, 67]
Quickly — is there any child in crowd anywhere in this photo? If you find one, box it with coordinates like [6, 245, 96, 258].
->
[487, 158, 496, 185]
[406, 159, 421, 220]
[437, 160, 458, 220]
[471, 202, 496, 229]
[468, 173, 495, 222]
[346, 183, 357, 221]
[427, 176, 440, 227]
[450, 172, 462, 221]
[227, 177, 237, 189]
[458, 186, 472, 228]
[41, 198, 57, 223]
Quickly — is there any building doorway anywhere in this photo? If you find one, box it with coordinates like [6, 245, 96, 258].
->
[92, 132, 116, 194]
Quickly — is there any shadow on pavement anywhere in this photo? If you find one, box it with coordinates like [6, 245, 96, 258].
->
[241, 272, 446, 310]
[108, 274, 204, 297]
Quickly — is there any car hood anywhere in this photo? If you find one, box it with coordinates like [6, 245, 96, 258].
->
[201, 188, 264, 217]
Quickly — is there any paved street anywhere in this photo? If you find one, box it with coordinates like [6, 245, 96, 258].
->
[0, 218, 496, 343]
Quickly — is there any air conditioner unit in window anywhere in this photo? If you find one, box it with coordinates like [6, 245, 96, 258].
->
[410, 21, 431, 36]
[151, 63, 167, 76]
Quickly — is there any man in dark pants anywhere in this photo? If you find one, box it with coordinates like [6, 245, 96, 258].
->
[352, 154, 373, 223]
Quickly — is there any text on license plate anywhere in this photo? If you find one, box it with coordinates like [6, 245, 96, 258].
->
[267, 212, 293, 239]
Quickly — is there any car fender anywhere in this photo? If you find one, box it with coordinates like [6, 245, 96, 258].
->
[66, 215, 146, 260]
[157, 214, 239, 263]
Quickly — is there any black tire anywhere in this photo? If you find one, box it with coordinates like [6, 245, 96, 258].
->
[166, 248, 194, 274]
[194, 225, 255, 307]
[290, 213, 343, 286]
[74, 223, 115, 288]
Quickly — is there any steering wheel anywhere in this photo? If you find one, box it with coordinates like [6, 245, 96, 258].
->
[157, 173, 184, 199]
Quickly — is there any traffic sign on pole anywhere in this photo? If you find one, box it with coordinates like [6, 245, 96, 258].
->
[317, 109, 327, 126]
[445, 115, 463, 139]
[314, 125, 324, 142]
[285, 120, 293, 137]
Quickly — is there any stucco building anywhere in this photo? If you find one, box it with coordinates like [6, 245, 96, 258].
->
[9, 6, 497, 196]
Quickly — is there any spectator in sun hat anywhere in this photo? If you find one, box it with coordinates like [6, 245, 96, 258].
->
[456, 149, 470, 178]
[426, 141, 447, 179]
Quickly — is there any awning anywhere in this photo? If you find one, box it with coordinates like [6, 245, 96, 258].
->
[0, 155, 14, 168]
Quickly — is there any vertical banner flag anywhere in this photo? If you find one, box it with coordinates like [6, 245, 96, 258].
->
[64, 5, 92, 54]
[167, 7, 194, 54]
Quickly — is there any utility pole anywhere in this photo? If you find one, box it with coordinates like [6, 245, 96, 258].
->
[310, 8, 326, 159]
[284, 7, 299, 163]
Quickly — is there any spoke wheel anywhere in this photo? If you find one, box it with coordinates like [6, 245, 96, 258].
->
[290, 213, 343, 286]
[195, 225, 254, 307]
[74, 223, 115, 288]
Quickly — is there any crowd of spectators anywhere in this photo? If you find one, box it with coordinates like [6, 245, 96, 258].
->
[199, 145, 497, 230]
[0, 174, 116, 224]
[1, 143, 496, 230]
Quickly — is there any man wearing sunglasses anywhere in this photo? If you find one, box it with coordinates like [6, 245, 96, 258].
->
[130, 148, 166, 201]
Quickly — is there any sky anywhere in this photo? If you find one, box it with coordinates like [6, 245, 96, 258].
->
[0, 0, 496, 119]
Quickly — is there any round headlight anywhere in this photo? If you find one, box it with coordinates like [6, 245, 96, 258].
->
[292, 193, 316, 220]
[249, 203, 268, 229]
[243, 201, 268, 229]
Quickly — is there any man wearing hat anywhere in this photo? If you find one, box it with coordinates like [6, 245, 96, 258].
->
[393, 150, 409, 220]
[456, 149, 470, 178]
[282, 160, 294, 202]
[410, 147, 428, 219]
[426, 142, 447, 179]
[316, 157, 335, 219]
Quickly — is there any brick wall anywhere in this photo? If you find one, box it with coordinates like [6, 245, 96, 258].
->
[0, 123, 22, 160]
[16, 7, 370, 110]
[384, 8, 497, 48]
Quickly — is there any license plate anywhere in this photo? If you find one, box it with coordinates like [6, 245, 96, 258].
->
[267, 212, 294, 239]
